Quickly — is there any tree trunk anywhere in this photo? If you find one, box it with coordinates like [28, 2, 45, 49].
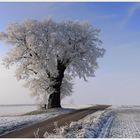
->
[48, 60, 66, 109]
[48, 90, 61, 108]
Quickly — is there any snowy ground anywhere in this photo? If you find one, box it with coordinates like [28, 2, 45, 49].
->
[44, 109, 114, 138]
[2, 105, 140, 138]
[44, 106, 140, 138]
[0, 108, 72, 136]
[0, 104, 95, 137]
[107, 106, 140, 138]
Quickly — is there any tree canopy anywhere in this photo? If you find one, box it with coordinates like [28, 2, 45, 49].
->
[0, 19, 105, 108]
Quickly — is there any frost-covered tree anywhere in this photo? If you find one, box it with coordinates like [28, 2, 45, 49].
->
[0, 19, 105, 108]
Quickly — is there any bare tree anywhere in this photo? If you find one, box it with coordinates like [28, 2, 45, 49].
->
[0, 19, 105, 108]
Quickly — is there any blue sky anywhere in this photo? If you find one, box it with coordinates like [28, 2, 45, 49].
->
[0, 2, 140, 105]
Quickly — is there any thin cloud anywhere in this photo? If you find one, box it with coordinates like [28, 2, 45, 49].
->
[128, 3, 140, 17]
[118, 3, 140, 29]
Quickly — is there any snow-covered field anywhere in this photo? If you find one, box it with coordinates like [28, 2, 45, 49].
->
[0, 105, 38, 116]
[44, 106, 140, 138]
[0, 108, 72, 136]
[107, 106, 140, 138]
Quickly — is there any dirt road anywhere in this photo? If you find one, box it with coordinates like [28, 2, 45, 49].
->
[1, 105, 110, 138]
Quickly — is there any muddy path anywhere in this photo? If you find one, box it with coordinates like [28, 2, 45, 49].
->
[1, 105, 110, 138]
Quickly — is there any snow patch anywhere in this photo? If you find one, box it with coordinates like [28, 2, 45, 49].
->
[62, 104, 94, 109]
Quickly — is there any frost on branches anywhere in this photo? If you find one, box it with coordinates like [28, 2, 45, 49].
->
[0, 19, 105, 108]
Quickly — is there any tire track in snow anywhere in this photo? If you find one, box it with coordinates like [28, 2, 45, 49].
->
[98, 114, 114, 138]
